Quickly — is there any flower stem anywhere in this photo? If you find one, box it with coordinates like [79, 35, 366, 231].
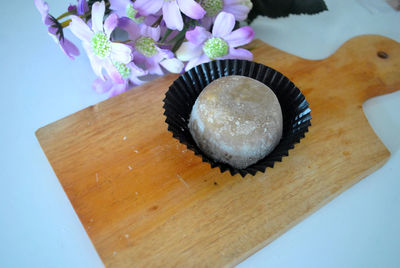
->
[168, 28, 186, 44]
[112, 40, 131, 43]
[151, 16, 163, 27]
[160, 29, 173, 43]
[57, 10, 76, 20]
[172, 36, 185, 53]
[60, 19, 71, 28]
[168, 24, 189, 52]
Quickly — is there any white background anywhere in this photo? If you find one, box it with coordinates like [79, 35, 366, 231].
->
[0, 0, 399, 267]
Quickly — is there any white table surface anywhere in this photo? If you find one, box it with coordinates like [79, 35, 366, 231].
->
[1, 0, 399, 267]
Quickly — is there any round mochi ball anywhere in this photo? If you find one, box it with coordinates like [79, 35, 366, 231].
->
[188, 75, 283, 169]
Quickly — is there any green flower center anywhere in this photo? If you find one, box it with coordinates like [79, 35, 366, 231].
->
[114, 62, 131, 79]
[135, 36, 158, 57]
[200, 0, 223, 17]
[126, 4, 144, 23]
[91, 32, 111, 58]
[203, 37, 229, 58]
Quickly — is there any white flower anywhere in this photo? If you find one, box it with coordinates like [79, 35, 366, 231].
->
[69, 1, 132, 83]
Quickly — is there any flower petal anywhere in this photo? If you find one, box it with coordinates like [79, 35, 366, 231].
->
[59, 38, 80, 59]
[34, 0, 49, 22]
[104, 13, 118, 38]
[185, 26, 211, 46]
[212, 12, 235, 38]
[69, 15, 93, 42]
[224, 26, 254, 47]
[109, 82, 129, 97]
[133, 0, 163, 15]
[110, 43, 132, 64]
[221, 47, 253, 60]
[47, 26, 60, 40]
[177, 0, 205, 19]
[223, 3, 250, 21]
[91, 1, 105, 33]
[127, 62, 148, 85]
[144, 55, 164, 75]
[118, 17, 141, 41]
[92, 77, 113, 93]
[224, 0, 241, 3]
[48, 27, 80, 59]
[77, 0, 89, 15]
[162, 1, 183, 31]
[129, 76, 146, 85]
[109, 0, 129, 12]
[200, 16, 213, 30]
[44, 16, 53, 26]
[132, 51, 146, 65]
[104, 58, 124, 83]
[157, 48, 174, 60]
[128, 62, 147, 77]
[140, 25, 161, 41]
[83, 42, 105, 79]
[176, 42, 203, 61]
[160, 58, 184, 73]
[185, 53, 209, 71]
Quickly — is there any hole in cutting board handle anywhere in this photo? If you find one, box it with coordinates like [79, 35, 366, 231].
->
[377, 51, 389, 59]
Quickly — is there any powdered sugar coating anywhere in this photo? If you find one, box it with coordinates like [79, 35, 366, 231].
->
[189, 75, 283, 169]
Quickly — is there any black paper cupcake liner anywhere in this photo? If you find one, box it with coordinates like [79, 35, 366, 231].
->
[163, 59, 311, 177]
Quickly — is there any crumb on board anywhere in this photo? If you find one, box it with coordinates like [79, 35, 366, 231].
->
[214, 181, 218, 186]
[177, 174, 189, 189]
[123, 136, 127, 140]
[113, 251, 117, 256]
[125, 234, 129, 238]
[134, 149, 139, 153]
[128, 165, 132, 170]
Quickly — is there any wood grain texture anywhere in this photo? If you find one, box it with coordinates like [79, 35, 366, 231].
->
[36, 35, 400, 267]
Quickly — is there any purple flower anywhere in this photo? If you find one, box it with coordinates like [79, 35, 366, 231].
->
[93, 61, 148, 97]
[110, 0, 144, 23]
[133, 0, 206, 31]
[200, 0, 252, 29]
[34, 0, 80, 59]
[77, 0, 89, 15]
[67, 0, 89, 15]
[68, 4, 77, 12]
[119, 18, 183, 75]
[69, 1, 133, 83]
[176, 12, 254, 71]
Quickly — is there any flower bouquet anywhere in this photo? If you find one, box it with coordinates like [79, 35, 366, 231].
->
[35, 0, 327, 97]
[35, 0, 255, 96]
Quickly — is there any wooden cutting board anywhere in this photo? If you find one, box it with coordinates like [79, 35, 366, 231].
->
[36, 35, 400, 267]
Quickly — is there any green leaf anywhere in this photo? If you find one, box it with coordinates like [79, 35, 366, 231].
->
[247, 0, 328, 24]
